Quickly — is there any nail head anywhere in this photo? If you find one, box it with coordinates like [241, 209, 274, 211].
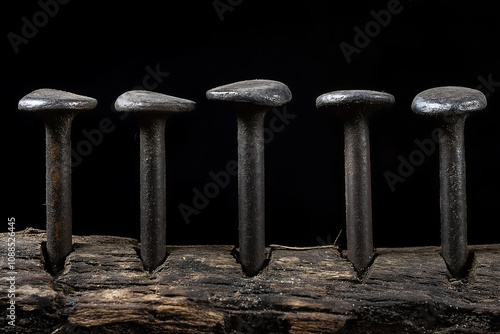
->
[411, 86, 487, 116]
[18, 88, 97, 112]
[114, 90, 196, 114]
[206, 79, 292, 107]
[316, 90, 395, 114]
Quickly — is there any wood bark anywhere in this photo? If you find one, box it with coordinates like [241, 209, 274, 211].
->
[1, 228, 499, 333]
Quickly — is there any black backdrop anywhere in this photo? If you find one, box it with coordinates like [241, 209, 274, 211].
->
[4, 0, 499, 249]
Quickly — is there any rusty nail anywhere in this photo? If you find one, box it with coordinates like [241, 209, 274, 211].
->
[207, 79, 292, 276]
[412, 86, 486, 277]
[316, 90, 394, 274]
[115, 90, 195, 271]
[18, 88, 97, 273]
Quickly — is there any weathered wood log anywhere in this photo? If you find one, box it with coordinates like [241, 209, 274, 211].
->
[1, 228, 499, 333]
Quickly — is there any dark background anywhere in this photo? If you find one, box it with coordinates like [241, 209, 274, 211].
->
[4, 0, 499, 249]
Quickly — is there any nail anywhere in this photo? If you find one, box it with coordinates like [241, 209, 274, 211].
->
[115, 90, 196, 271]
[316, 90, 394, 274]
[18, 88, 97, 273]
[207, 79, 292, 276]
[412, 86, 486, 277]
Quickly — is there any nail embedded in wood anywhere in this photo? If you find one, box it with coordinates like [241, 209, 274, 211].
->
[18, 88, 97, 273]
[412, 86, 487, 278]
[115, 90, 196, 271]
[206, 79, 292, 276]
[316, 90, 395, 274]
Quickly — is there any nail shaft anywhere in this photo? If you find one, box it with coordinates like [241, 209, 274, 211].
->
[44, 114, 75, 272]
[344, 113, 373, 272]
[237, 110, 267, 277]
[439, 116, 468, 277]
[139, 117, 168, 271]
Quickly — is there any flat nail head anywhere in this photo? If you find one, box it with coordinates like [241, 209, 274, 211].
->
[207, 79, 292, 277]
[115, 90, 196, 114]
[206, 79, 292, 107]
[115, 90, 195, 272]
[19, 88, 97, 273]
[316, 89, 394, 274]
[411, 86, 487, 116]
[316, 89, 395, 114]
[19, 88, 97, 113]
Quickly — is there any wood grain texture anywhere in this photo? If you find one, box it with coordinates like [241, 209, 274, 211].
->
[1, 228, 499, 333]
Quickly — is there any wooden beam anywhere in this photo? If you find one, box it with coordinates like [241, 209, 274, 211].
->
[1, 228, 499, 333]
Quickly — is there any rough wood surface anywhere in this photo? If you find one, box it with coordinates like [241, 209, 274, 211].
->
[1, 228, 499, 333]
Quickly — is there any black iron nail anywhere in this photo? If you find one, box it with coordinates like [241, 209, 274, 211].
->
[316, 90, 394, 274]
[18, 88, 97, 273]
[207, 79, 292, 276]
[412, 86, 486, 277]
[115, 90, 196, 271]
